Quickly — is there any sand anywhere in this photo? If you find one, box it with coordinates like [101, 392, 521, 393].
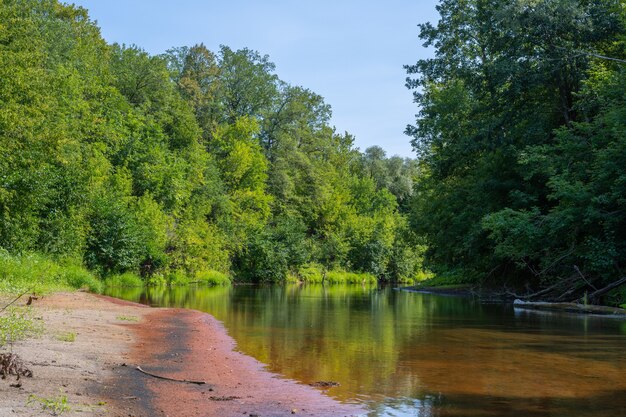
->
[0, 292, 363, 417]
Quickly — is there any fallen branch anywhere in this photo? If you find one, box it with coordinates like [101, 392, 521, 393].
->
[209, 396, 241, 401]
[506, 279, 565, 300]
[574, 265, 597, 291]
[135, 366, 207, 385]
[585, 277, 626, 303]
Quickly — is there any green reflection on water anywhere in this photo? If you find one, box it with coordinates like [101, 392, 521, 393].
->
[106, 284, 626, 417]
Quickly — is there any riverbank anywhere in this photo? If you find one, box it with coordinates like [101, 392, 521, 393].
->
[401, 284, 626, 316]
[0, 292, 363, 417]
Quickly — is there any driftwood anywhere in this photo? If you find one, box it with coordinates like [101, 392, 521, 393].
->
[504, 268, 626, 305]
[585, 277, 626, 303]
[506, 281, 563, 300]
[574, 265, 597, 291]
[310, 381, 340, 388]
[513, 300, 626, 316]
[209, 396, 241, 401]
[135, 366, 207, 385]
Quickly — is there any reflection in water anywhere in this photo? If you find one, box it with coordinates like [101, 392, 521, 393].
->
[105, 285, 626, 417]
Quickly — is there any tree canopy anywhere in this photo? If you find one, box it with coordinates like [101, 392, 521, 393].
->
[406, 0, 626, 302]
[0, 0, 420, 284]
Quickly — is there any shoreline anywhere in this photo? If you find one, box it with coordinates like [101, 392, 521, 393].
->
[400, 285, 626, 317]
[0, 292, 363, 417]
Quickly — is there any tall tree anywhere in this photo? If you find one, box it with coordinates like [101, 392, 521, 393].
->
[406, 0, 625, 293]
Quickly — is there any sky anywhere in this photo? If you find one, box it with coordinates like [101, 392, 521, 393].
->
[71, 1, 440, 158]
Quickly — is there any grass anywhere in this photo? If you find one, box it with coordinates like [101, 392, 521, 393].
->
[290, 264, 378, 284]
[27, 392, 71, 416]
[325, 270, 377, 284]
[116, 315, 139, 322]
[56, 332, 76, 342]
[195, 269, 231, 285]
[0, 251, 102, 295]
[103, 272, 143, 288]
[414, 270, 475, 288]
[296, 263, 325, 283]
[395, 269, 435, 284]
[163, 269, 231, 286]
[0, 307, 43, 348]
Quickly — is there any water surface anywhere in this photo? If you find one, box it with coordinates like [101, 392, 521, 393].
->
[106, 285, 626, 417]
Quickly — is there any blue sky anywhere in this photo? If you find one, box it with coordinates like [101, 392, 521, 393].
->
[71, 1, 439, 157]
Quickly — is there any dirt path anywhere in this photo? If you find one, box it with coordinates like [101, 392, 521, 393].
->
[0, 292, 364, 417]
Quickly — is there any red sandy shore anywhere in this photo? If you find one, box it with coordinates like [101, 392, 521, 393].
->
[112, 303, 365, 417]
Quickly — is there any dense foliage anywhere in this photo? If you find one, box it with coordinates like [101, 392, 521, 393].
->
[406, 0, 626, 301]
[0, 0, 421, 285]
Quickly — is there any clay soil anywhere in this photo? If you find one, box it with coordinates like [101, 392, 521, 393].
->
[0, 292, 364, 417]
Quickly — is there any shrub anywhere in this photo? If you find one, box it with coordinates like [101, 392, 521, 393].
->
[296, 263, 325, 283]
[145, 273, 166, 286]
[166, 270, 191, 286]
[0, 307, 43, 348]
[326, 270, 377, 284]
[104, 272, 143, 288]
[62, 263, 103, 292]
[0, 251, 101, 294]
[195, 270, 230, 286]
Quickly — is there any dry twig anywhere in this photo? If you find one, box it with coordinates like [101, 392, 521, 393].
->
[135, 366, 207, 385]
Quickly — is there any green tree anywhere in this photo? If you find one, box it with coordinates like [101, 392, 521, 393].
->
[406, 0, 625, 294]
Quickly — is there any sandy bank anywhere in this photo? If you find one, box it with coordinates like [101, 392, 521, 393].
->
[0, 292, 363, 417]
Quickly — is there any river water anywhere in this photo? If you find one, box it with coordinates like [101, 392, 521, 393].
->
[105, 284, 626, 417]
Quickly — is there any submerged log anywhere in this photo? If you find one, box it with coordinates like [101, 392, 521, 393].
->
[513, 299, 626, 316]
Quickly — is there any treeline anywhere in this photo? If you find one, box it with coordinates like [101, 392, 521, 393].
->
[406, 0, 626, 302]
[0, 0, 424, 285]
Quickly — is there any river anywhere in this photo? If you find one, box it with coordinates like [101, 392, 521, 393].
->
[105, 284, 626, 417]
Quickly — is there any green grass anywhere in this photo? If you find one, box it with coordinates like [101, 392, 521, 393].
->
[297, 263, 325, 283]
[291, 264, 378, 284]
[195, 269, 231, 285]
[0, 251, 102, 295]
[103, 272, 143, 288]
[395, 269, 435, 284]
[27, 392, 71, 415]
[285, 271, 300, 283]
[116, 315, 139, 322]
[415, 270, 475, 287]
[0, 307, 43, 348]
[56, 332, 76, 342]
[163, 269, 231, 286]
[326, 270, 377, 284]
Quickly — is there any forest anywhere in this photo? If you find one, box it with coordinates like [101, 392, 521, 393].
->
[0, 0, 422, 289]
[405, 0, 626, 304]
[1, 0, 625, 305]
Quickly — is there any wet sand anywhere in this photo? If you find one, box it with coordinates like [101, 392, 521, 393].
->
[0, 292, 363, 417]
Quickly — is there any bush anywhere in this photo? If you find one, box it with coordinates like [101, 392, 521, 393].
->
[326, 270, 377, 284]
[0, 251, 101, 294]
[145, 273, 166, 286]
[286, 271, 300, 283]
[62, 263, 103, 292]
[0, 307, 43, 348]
[104, 272, 144, 288]
[166, 270, 191, 286]
[296, 263, 325, 283]
[195, 270, 230, 286]
[290, 264, 378, 285]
